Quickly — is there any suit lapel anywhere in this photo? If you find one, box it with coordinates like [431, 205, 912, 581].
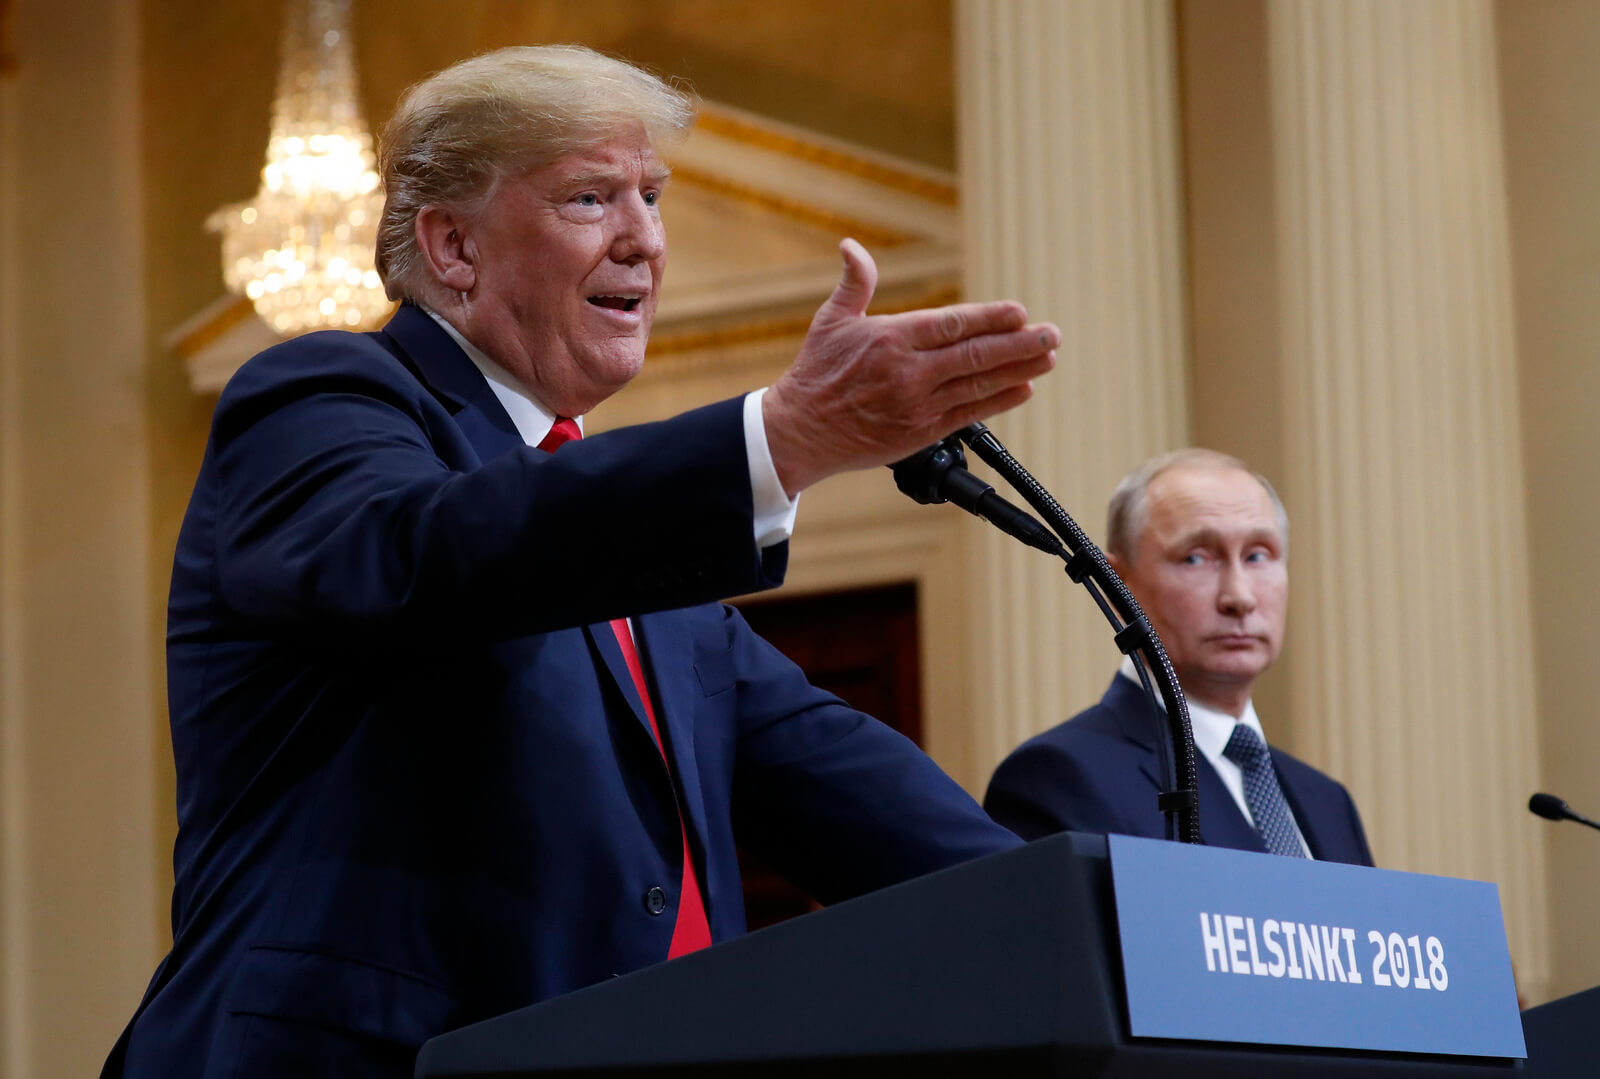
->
[633, 611, 709, 854]
[1102, 676, 1165, 793]
[380, 303, 525, 462]
[586, 616, 707, 842]
[586, 621, 654, 741]
[1195, 756, 1269, 853]
[1102, 676, 1269, 853]
[1274, 751, 1333, 860]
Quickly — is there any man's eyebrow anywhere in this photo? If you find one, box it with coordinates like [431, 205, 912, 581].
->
[560, 165, 673, 189]
[1169, 525, 1281, 549]
[1170, 526, 1225, 549]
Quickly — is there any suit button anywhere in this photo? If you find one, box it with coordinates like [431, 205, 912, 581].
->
[644, 886, 667, 915]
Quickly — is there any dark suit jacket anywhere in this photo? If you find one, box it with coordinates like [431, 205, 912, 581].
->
[110, 303, 1018, 1079]
[984, 675, 1373, 865]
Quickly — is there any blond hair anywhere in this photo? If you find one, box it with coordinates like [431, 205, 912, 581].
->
[376, 45, 695, 302]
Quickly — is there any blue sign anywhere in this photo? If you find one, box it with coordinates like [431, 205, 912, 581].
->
[1107, 834, 1525, 1058]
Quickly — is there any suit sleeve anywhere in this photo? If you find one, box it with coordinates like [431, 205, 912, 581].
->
[984, 737, 1146, 841]
[1338, 785, 1376, 867]
[715, 607, 1020, 903]
[200, 334, 780, 647]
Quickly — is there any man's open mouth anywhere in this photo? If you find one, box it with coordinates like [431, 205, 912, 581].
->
[587, 294, 642, 312]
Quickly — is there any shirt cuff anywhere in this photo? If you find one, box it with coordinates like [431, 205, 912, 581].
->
[744, 388, 801, 549]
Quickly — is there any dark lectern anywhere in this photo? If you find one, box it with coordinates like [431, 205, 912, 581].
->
[1520, 985, 1600, 1077]
[416, 834, 1519, 1077]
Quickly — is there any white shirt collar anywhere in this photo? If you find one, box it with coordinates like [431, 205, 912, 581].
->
[420, 305, 579, 448]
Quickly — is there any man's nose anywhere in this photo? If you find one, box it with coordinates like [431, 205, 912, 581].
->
[611, 194, 665, 263]
[1217, 560, 1257, 616]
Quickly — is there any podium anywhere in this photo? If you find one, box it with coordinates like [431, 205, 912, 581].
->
[416, 834, 1522, 1077]
[1520, 985, 1600, 1077]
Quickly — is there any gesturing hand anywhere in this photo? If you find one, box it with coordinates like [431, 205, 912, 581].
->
[763, 238, 1060, 496]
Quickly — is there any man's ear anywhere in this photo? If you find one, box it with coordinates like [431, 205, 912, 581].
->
[414, 205, 477, 294]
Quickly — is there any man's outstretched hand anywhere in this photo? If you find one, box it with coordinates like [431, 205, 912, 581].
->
[763, 238, 1061, 496]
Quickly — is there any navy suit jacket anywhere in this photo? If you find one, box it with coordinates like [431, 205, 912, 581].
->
[984, 676, 1373, 865]
[110, 303, 1018, 1079]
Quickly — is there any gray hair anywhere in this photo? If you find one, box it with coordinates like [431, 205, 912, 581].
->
[376, 45, 696, 303]
[1105, 448, 1289, 564]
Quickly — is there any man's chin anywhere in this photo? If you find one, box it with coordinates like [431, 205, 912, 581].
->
[546, 354, 647, 416]
[583, 346, 647, 388]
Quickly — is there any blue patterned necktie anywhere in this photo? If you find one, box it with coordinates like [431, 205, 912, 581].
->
[1222, 724, 1308, 858]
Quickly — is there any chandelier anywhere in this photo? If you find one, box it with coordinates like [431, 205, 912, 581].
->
[208, 0, 390, 336]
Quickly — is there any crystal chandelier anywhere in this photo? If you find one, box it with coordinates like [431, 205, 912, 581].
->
[208, 0, 390, 336]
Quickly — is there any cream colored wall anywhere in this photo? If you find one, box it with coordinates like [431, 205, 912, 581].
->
[0, 3, 159, 1078]
[1495, 0, 1600, 1004]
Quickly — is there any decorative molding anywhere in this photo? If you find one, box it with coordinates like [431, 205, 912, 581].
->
[650, 283, 960, 358]
[653, 241, 960, 329]
[166, 294, 282, 395]
[167, 293, 263, 360]
[666, 162, 916, 250]
[693, 104, 959, 206]
[671, 102, 960, 245]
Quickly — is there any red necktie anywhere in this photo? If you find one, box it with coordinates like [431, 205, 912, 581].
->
[535, 416, 582, 453]
[536, 417, 713, 957]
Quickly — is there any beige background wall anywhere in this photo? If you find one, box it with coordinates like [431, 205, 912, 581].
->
[1496, 0, 1600, 1013]
[4, 1, 1600, 1074]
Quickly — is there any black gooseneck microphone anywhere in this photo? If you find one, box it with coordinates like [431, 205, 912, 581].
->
[889, 424, 1203, 844]
[890, 437, 1065, 556]
[1528, 792, 1600, 833]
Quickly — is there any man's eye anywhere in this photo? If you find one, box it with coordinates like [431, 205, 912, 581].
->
[575, 193, 599, 207]
[643, 190, 660, 206]
[1182, 553, 1206, 565]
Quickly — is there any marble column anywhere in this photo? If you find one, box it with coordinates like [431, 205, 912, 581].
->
[953, 0, 1191, 785]
[1266, 0, 1548, 995]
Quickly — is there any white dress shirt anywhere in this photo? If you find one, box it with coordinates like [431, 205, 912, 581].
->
[1118, 657, 1312, 857]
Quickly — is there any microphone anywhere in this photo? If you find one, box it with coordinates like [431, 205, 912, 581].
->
[890, 438, 1063, 555]
[1528, 792, 1600, 833]
[896, 422, 1202, 843]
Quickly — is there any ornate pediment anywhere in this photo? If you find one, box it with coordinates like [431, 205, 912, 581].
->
[171, 101, 961, 394]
